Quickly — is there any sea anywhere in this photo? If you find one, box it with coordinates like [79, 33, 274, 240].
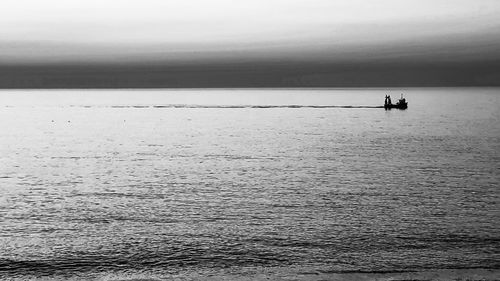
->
[0, 88, 499, 280]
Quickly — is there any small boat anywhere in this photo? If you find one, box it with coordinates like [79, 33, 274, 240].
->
[384, 94, 408, 110]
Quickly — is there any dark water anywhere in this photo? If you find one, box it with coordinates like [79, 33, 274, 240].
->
[0, 88, 499, 280]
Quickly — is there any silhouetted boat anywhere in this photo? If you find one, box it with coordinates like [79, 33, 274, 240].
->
[384, 94, 408, 110]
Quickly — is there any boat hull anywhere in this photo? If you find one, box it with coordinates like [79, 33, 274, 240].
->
[384, 103, 408, 110]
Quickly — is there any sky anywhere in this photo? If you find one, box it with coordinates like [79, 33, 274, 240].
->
[1, 0, 500, 87]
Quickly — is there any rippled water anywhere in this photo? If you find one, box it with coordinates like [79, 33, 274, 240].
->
[0, 88, 499, 279]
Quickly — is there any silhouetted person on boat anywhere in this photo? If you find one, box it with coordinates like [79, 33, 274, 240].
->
[388, 95, 392, 105]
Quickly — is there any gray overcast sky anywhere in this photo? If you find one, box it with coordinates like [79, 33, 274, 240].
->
[1, 0, 500, 63]
[1, 0, 500, 87]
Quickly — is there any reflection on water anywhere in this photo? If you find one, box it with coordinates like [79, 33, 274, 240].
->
[0, 88, 499, 279]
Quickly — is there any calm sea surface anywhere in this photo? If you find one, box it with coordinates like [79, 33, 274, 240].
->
[0, 88, 499, 280]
